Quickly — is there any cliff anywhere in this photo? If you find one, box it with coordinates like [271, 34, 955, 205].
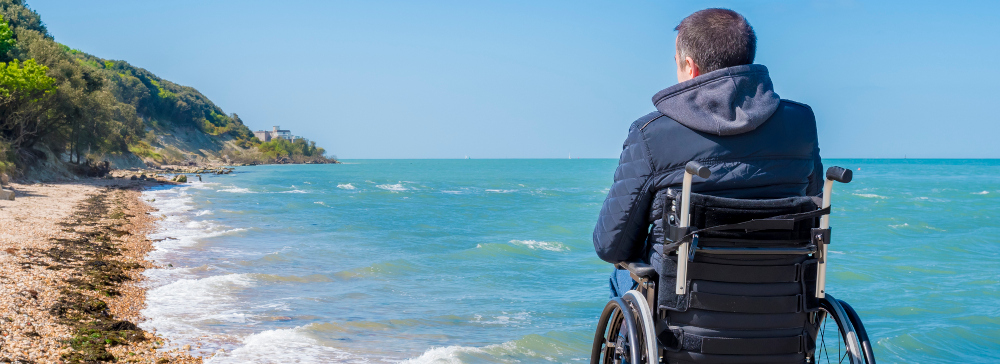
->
[0, 0, 334, 182]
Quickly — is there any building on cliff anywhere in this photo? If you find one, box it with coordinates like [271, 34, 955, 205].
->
[253, 126, 299, 142]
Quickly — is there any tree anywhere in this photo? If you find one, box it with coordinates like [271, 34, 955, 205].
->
[0, 58, 55, 150]
[0, 15, 15, 59]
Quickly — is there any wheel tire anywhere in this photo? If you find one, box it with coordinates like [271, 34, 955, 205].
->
[622, 291, 657, 363]
[816, 295, 866, 364]
[591, 297, 642, 364]
[839, 299, 876, 364]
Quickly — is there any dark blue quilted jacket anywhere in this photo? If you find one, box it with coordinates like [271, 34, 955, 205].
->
[593, 64, 824, 269]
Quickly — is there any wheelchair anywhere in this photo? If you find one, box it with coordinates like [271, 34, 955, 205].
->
[591, 162, 876, 364]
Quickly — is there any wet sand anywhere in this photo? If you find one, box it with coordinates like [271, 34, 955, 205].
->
[0, 180, 204, 363]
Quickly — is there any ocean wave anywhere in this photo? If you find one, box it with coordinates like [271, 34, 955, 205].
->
[972, 190, 989, 195]
[278, 189, 308, 194]
[473, 311, 532, 326]
[401, 335, 568, 364]
[854, 193, 888, 199]
[219, 186, 256, 193]
[184, 181, 219, 190]
[401, 345, 485, 364]
[333, 259, 418, 279]
[485, 189, 516, 193]
[252, 273, 334, 283]
[144, 186, 247, 258]
[205, 326, 362, 364]
[508, 240, 568, 252]
[144, 185, 196, 215]
[140, 273, 256, 342]
[337, 183, 356, 190]
[377, 183, 407, 192]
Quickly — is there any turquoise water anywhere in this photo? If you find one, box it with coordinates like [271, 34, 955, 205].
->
[141, 159, 1000, 363]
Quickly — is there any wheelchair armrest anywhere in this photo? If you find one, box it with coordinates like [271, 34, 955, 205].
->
[615, 261, 657, 280]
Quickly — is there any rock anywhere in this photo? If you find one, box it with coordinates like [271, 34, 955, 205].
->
[174, 174, 187, 183]
[182, 344, 191, 351]
[130, 175, 138, 180]
[0, 189, 13, 201]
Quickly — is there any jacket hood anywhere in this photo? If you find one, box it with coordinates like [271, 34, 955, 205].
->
[652, 64, 780, 136]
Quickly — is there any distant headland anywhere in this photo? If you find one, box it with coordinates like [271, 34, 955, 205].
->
[0, 1, 336, 183]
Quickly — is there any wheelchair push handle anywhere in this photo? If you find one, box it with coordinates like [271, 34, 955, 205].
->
[826, 166, 853, 183]
[817, 165, 852, 299]
[685, 161, 711, 179]
[676, 161, 711, 295]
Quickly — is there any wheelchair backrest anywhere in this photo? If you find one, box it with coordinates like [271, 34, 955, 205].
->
[657, 190, 826, 363]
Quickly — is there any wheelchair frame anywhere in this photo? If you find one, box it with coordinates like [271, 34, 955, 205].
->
[591, 163, 876, 364]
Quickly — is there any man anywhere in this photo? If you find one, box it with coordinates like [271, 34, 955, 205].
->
[593, 8, 823, 296]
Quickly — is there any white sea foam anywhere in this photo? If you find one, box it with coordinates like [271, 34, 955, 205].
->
[972, 191, 989, 195]
[219, 186, 255, 193]
[205, 326, 362, 364]
[401, 340, 549, 364]
[508, 240, 569, 252]
[337, 183, 355, 190]
[278, 189, 308, 194]
[185, 181, 219, 190]
[486, 189, 516, 193]
[377, 183, 407, 192]
[473, 311, 532, 326]
[401, 346, 484, 364]
[140, 273, 256, 341]
[890, 223, 909, 228]
[195, 209, 213, 216]
[854, 193, 888, 199]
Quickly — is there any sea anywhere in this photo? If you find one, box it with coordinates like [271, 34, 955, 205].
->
[139, 159, 1000, 363]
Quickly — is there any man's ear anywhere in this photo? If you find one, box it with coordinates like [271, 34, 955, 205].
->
[685, 56, 701, 78]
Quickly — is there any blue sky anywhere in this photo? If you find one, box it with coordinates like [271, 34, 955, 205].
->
[32, 0, 1000, 159]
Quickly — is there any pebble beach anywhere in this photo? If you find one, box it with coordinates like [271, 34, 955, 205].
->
[0, 179, 205, 363]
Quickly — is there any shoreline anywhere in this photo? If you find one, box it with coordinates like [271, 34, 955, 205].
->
[0, 179, 205, 362]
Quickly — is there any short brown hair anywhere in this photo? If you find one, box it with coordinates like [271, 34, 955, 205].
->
[675, 9, 756, 73]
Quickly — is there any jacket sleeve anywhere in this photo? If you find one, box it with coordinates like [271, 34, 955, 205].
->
[593, 125, 655, 263]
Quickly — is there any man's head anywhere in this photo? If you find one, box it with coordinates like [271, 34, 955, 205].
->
[674, 8, 756, 83]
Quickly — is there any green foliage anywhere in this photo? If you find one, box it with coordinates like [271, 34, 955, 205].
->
[0, 15, 15, 57]
[0, 58, 53, 99]
[127, 140, 163, 163]
[257, 137, 326, 160]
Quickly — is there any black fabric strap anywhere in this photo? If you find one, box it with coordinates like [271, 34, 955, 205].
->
[689, 292, 801, 314]
[691, 206, 830, 236]
[689, 262, 799, 283]
[685, 334, 803, 355]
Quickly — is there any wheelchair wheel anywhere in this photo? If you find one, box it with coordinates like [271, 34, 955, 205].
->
[840, 299, 877, 364]
[815, 294, 875, 364]
[591, 296, 647, 364]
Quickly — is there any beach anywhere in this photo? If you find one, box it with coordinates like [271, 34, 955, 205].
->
[0, 179, 204, 363]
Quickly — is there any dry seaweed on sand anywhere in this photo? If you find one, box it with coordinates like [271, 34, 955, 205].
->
[0, 181, 204, 363]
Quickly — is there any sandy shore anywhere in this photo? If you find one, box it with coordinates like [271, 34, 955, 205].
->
[0, 180, 204, 363]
